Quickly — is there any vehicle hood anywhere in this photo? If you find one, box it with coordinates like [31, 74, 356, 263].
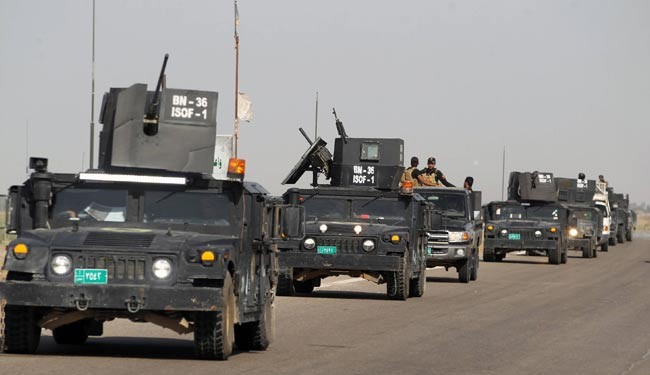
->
[305, 220, 409, 237]
[487, 219, 559, 228]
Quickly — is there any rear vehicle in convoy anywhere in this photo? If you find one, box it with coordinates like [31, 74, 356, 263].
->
[277, 118, 432, 300]
[415, 187, 482, 283]
[483, 172, 569, 264]
[0, 68, 304, 359]
[556, 177, 602, 258]
[608, 189, 634, 244]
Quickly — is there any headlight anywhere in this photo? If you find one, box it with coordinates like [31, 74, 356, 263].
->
[354, 225, 363, 234]
[500, 229, 508, 237]
[152, 258, 172, 279]
[51, 255, 72, 275]
[303, 238, 316, 250]
[449, 231, 470, 243]
[569, 228, 578, 237]
[534, 230, 542, 238]
[362, 239, 375, 252]
[319, 224, 328, 233]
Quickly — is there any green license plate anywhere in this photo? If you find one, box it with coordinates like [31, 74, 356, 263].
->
[508, 233, 521, 240]
[317, 246, 337, 255]
[74, 269, 108, 285]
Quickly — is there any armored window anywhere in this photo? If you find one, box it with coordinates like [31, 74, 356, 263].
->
[51, 188, 129, 226]
[360, 143, 380, 161]
[143, 191, 232, 226]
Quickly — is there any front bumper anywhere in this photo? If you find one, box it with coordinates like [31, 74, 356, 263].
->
[0, 281, 224, 311]
[484, 238, 558, 252]
[279, 252, 402, 272]
[567, 238, 592, 250]
[426, 244, 470, 267]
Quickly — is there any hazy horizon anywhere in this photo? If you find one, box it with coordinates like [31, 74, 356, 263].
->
[1, 0, 648, 204]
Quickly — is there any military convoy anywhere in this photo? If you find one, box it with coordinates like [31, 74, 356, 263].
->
[0, 64, 305, 359]
[276, 117, 431, 299]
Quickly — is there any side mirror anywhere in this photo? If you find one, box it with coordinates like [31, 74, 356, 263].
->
[5, 186, 20, 234]
[280, 205, 305, 240]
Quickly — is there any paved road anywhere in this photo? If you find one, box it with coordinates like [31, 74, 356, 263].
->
[2, 238, 650, 375]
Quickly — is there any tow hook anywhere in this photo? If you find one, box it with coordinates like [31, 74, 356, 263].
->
[125, 297, 144, 313]
[74, 295, 91, 311]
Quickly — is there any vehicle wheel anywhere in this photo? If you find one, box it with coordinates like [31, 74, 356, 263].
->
[617, 229, 625, 244]
[561, 247, 568, 264]
[483, 248, 496, 262]
[496, 253, 505, 262]
[548, 245, 561, 265]
[293, 280, 314, 294]
[276, 273, 295, 296]
[609, 236, 617, 246]
[592, 241, 598, 258]
[626, 230, 633, 242]
[3, 305, 41, 354]
[458, 259, 470, 283]
[194, 273, 235, 360]
[408, 264, 426, 298]
[470, 251, 479, 281]
[235, 294, 275, 351]
[601, 242, 609, 252]
[387, 253, 409, 300]
[53, 320, 89, 345]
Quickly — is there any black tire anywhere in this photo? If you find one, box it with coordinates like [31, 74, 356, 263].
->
[496, 253, 505, 262]
[617, 229, 625, 244]
[194, 273, 235, 360]
[458, 259, 470, 283]
[276, 273, 295, 296]
[601, 242, 609, 252]
[3, 305, 41, 354]
[609, 236, 617, 246]
[470, 251, 479, 281]
[52, 320, 89, 345]
[548, 245, 561, 265]
[483, 248, 496, 262]
[235, 295, 274, 351]
[293, 280, 314, 294]
[561, 247, 568, 264]
[626, 230, 633, 242]
[387, 253, 409, 300]
[408, 264, 426, 298]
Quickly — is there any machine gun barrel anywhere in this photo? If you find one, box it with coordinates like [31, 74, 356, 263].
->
[332, 107, 348, 143]
[145, 53, 169, 121]
[299, 127, 313, 145]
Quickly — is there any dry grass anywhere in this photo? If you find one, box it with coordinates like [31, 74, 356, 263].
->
[637, 213, 650, 232]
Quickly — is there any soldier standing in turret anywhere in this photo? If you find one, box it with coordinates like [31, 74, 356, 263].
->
[401, 156, 420, 186]
[413, 157, 455, 187]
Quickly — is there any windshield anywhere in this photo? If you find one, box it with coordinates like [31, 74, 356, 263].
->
[418, 192, 466, 217]
[526, 206, 560, 221]
[491, 205, 525, 220]
[301, 195, 410, 225]
[144, 191, 233, 226]
[572, 209, 594, 221]
[51, 188, 128, 227]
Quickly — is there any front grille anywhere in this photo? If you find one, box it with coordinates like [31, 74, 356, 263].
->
[427, 231, 449, 247]
[74, 253, 148, 282]
[507, 229, 537, 240]
[84, 232, 155, 248]
[315, 236, 363, 254]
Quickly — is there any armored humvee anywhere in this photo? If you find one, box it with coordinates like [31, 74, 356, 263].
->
[276, 115, 432, 300]
[608, 189, 633, 243]
[0, 62, 304, 360]
[556, 177, 602, 258]
[414, 187, 482, 283]
[483, 172, 569, 264]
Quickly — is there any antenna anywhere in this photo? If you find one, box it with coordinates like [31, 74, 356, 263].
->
[314, 91, 319, 140]
[25, 120, 29, 175]
[89, 0, 96, 169]
[501, 146, 506, 200]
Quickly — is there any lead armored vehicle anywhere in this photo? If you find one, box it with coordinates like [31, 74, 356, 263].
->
[0, 61, 304, 360]
[414, 187, 482, 283]
[483, 172, 569, 264]
[276, 116, 432, 300]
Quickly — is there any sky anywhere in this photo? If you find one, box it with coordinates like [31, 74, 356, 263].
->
[1, 0, 649, 204]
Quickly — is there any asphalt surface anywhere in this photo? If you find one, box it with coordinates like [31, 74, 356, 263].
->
[1, 237, 650, 375]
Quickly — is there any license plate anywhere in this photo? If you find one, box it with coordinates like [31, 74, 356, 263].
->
[508, 233, 521, 240]
[317, 246, 337, 255]
[74, 269, 108, 285]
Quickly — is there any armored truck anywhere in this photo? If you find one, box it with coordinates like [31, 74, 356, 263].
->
[608, 189, 633, 243]
[414, 187, 482, 283]
[0, 69, 303, 360]
[276, 116, 431, 300]
[556, 177, 602, 258]
[483, 172, 569, 264]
